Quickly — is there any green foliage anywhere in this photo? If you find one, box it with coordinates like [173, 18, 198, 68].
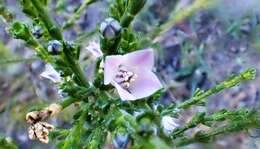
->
[175, 109, 260, 146]
[0, 135, 18, 149]
[19, 0, 38, 18]
[103, 0, 146, 54]
[58, 103, 89, 149]
[177, 68, 256, 110]
[8, 21, 53, 61]
[109, 0, 128, 21]
[9, 22, 32, 43]
[120, 0, 147, 27]
[1, 0, 260, 148]
[118, 28, 140, 53]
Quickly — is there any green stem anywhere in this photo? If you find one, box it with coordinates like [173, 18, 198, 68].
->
[171, 110, 237, 139]
[175, 111, 260, 146]
[57, 97, 80, 109]
[23, 32, 52, 62]
[25, 33, 53, 62]
[57, 86, 94, 108]
[30, 0, 89, 87]
[63, 46, 89, 87]
[61, 103, 89, 149]
[31, 0, 63, 40]
[120, 12, 135, 28]
[120, 0, 146, 28]
[49, 129, 69, 140]
[0, 57, 39, 65]
[177, 68, 256, 110]
[176, 119, 257, 146]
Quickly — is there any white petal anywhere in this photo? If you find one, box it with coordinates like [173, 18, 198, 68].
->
[113, 81, 136, 101]
[128, 69, 163, 100]
[123, 48, 154, 70]
[86, 41, 103, 59]
[40, 64, 61, 83]
[104, 55, 123, 85]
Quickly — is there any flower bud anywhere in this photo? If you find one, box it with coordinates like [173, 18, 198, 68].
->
[32, 25, 44, 39]
[100, 17, 121, 39]
[65, 41, 80, 59]
[47, 40, 63, 55]
[241, 68, 256, 80]
[9, 21, 31, 41]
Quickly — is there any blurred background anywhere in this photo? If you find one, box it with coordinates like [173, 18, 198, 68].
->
[1, 0, 260, 148]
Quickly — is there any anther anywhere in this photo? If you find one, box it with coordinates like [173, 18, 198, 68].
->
[114, 66, 138, 89]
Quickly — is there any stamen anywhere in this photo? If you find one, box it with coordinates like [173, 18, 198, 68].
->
[122, 82, 130, 88]
[115, 66, 138, 89]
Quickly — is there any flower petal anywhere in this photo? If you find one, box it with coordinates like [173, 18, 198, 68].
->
[86, 41, 103, 59]
[128, 69, 163, 100]
[123, 48, 154, 70]
[40, 64, 61, 83]
[113, 81, 135, 101]
[161, 116, 179, 134]
[104, 55, 123, 85]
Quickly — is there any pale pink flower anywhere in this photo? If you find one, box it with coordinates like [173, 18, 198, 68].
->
[40, 64, 61, 83]
[85, 41, 103, 82]
[104, 49, 163, 101]
[86, 41, 103, 59]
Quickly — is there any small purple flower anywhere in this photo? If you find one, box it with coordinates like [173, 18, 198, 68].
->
[104, 49, 163, 101]
[40, 64, 61, 83]
[161, 116, 179, 134]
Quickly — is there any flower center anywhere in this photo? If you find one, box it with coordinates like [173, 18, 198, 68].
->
[114, 66, 137, 89]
